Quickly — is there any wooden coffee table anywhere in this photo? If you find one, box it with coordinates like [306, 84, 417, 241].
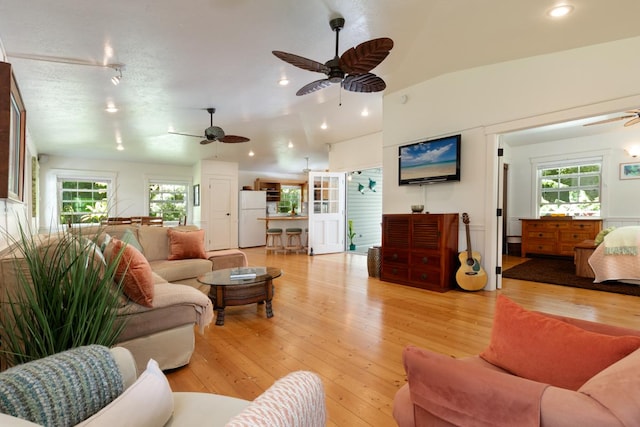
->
[197, 267, 281, 326]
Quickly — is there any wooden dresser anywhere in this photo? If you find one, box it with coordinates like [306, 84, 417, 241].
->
[520, 218, 602, 257]
[381, 213, 459, 292]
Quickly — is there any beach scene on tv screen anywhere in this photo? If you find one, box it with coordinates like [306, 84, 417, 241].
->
[400, 138, 458, 180]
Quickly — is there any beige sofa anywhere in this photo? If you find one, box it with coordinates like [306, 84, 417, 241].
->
[96, 224, 247, 293]
[0, 345, 326, 426]
[0, 225, 247, 373]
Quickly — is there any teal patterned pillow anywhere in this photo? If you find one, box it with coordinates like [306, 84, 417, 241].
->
[0, 345, 124, 426]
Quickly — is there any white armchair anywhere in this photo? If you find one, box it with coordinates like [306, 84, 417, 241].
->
[0, 345, 326, 427]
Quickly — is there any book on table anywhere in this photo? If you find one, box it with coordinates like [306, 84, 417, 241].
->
[230, 267, 266, 280]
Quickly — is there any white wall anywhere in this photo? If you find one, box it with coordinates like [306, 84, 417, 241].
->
[328, 132, 383, 172]
[383, 36, 640, 289]
[38, 156, 194, 232]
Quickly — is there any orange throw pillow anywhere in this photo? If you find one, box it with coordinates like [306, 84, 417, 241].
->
[480, 295, 640, 390]
[167, 229, 206, 260]
[107, 237, 154, 307]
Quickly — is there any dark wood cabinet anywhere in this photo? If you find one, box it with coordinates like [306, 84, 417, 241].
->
[381, 213, 459, 292]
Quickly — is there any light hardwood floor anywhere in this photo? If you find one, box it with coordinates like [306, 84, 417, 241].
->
[166, 249, 640, 426]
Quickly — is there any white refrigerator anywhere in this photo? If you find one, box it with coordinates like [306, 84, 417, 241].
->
[238, 191, 267, 248]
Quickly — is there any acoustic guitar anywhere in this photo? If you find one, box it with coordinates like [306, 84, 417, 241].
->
[456, 213, 487, 291]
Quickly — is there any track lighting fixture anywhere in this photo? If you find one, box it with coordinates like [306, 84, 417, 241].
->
[6, 53, 125, 86]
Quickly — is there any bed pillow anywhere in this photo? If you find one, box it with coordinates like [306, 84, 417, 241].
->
[594, 226, 616, 245]
[167, 228, 207, 260]
[480, 295, 640, 390]
[105, 238, 154, 307]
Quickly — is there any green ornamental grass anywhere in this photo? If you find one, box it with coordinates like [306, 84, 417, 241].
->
[1, 223, 127, 367]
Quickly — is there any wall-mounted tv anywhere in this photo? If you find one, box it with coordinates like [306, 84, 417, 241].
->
[398, 134, 461, 185]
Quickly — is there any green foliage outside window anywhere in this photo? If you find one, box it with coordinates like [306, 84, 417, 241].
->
[278, 185, 301, 213]
[59, 180, 109, 224]
[539, 163, 601, 217]
[149, 183, 187, 221]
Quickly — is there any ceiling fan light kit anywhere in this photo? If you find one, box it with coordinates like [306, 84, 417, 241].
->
[272, 16, 393, 96]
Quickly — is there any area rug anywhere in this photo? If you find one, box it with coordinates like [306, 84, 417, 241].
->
[502, 257, 640, 297]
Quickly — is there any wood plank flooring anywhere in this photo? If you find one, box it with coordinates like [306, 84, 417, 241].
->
[166, 250, 640, 426]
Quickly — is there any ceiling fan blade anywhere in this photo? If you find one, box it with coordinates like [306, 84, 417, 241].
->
[168, 132, 204, 138]
[199, 139, 213, 145]
[219, 135, 250, 143]
[583, 115, 635, 126]
[296, 78, 332, 96]
[342, 73, 386, 93]
[624, 117, 640, 127]
[339, 37, 394, 74]
[272, 51, 329, 74]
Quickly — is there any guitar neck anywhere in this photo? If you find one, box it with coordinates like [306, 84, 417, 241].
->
[465, 223, 473, 259]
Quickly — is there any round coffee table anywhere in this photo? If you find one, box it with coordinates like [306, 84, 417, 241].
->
[197, 267, 281, 326]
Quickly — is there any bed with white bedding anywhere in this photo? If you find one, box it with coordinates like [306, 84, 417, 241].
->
[588, 226, 640, 285]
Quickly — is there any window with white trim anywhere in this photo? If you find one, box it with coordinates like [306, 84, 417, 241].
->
[58, 178, 111, 224]
[148, 181, 188, 221]
[538, 159, 601, 217]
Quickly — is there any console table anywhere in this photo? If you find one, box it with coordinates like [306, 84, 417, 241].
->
[520, 217, 602, 257]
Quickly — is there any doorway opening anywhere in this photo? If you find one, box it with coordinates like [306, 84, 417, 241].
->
[345, 167, 383, 255]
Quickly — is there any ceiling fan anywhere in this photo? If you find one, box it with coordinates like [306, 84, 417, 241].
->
[272, 16, 393, 96]
[169, 108, 250, 144]
[583, 109, 640, 128]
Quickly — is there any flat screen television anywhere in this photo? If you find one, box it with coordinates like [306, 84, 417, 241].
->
[398, 134, 461, 185]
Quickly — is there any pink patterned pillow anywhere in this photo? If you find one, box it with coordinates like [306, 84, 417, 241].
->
[225, 371, 326, 427]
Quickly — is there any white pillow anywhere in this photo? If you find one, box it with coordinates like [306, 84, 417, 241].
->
[77, 359, 174, 427]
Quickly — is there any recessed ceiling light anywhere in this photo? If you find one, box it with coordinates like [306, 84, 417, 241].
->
[288, 141, 294, 148]
[320, 122, 328, 130]
[361, 109, 369, 117]
[105, 103, 118, 113]
[116, 144, 124, 151]
[548, 4, 574, 18]
[249, 150, 255, 157]
[279, 78, 289, 86]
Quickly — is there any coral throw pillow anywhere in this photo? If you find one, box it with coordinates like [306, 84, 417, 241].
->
[107, 238, 154, 307]
[167, 229, 206, 260]
[480, 295, 640, 390]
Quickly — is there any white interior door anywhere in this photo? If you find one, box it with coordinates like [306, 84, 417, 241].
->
[207, 177, 232, 250]
[308, 172, 346, 255]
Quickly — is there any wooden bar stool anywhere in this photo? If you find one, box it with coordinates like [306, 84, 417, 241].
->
[265, 228, 284, 253]
[285, 227, 304, 254]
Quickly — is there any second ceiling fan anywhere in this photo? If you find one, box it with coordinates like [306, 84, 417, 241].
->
[169, 108, 250, 144]
[583, 109, 640, 128]
[272, 16, 394, 96]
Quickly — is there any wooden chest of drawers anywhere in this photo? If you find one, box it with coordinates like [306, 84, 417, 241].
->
[381, 213, 459, 292]
[520, 218, 602, 257]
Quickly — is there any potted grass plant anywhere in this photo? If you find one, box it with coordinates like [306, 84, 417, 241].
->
[0, 222, 126, 367]
[348, 220, 357, 250]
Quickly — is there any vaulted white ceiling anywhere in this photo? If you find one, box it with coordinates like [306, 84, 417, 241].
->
[2, 0, 640, 173]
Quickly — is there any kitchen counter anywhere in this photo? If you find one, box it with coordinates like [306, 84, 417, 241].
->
[257, 216, 309, 229]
